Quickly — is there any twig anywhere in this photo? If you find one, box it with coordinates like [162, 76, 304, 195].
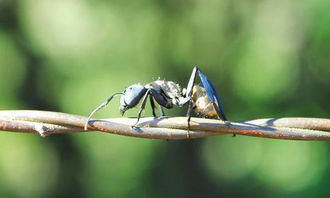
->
[0, 110, 329, 140]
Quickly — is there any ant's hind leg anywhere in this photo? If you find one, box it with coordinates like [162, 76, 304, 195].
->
[185, 100, 194, 139]
[184, 67, 198, 98]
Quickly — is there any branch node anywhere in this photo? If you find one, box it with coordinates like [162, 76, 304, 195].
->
[34, 123, 52, 138]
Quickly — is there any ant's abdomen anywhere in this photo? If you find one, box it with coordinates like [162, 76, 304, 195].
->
[192, 85, 218, 117]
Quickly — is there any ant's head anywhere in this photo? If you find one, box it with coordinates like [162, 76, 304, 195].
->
[119, 84, 147, 115]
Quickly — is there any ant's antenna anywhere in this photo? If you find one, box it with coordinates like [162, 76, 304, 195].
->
[84, 93, 123, 130]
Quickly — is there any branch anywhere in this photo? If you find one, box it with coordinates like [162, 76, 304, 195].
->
[0, 110, 329, 140]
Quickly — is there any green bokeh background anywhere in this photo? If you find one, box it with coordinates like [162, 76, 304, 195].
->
[0, 0, 330, 197]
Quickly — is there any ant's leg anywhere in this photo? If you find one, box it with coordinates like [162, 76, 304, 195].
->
[150, 89, 173, 109]
[158, 105, 165, 116]
[185, 67, 198, 97]
[149, 94, 166, 117]
[185, 100, 194, 138]
[149, 95, 157, 117]
[178, 66, 197, 106]
[133, 89, 151, 127]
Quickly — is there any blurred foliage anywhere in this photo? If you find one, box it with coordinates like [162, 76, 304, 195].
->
[0, 0, 330, 197]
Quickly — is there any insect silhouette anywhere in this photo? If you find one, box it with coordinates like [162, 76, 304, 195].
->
[84, 67, 228, 137]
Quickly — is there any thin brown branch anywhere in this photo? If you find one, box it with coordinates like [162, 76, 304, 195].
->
[0, 110, 329, 140]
